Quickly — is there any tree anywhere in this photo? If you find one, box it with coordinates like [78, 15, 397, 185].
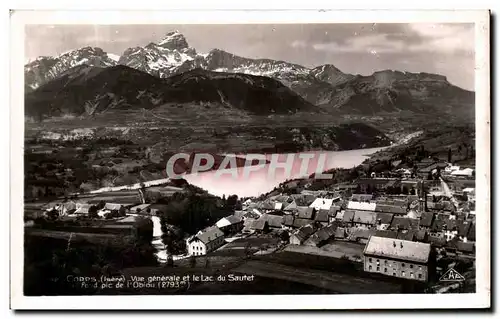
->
[134, 217, 153, 244]
[280, 231, 290, 243]
[88, 205, 99, 219]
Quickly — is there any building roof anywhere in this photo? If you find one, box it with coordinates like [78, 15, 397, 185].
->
[293, 218, 314, 229]
[351, 194, 373, 202]
[195, 226, 224, 244]
[305, 224, 338, 246]
[335, 211, 345, 220]
[375, 230, 398, 239]
[314, 209, 330, 223]
[292, 194, 316, 206]
[364, 236, 431, 263]
[104, 203, 123, 211]
[329, 205, 341, 217]
[352, 210, 377, 225]
[419, 212, 435, 227]
[375, 204, 407, 214]
[397, 230, 416, 241]
[342, 210, 355, 223]
[349, 228, 376, 241]
[335, 227, 346, 239]
[250, 219, 267, 230]
[309, 198, 334, 210]
[456, 241, 475, 253]
[428, 234, 447, 247]
[467, 223, 476, 241]
[283, 215, 295, 227]
[292, 224, 316, 243]
[297, 206, 315, 219]
[216, 215, 243, 228]
[261, 214, 283, 228]
[415, 230, 428, 242]
[130, 203, 150, 212]
[376, 212, 394, 225]
[347, 201, 377, 211]
[391, 217, 420, 230]
[283, 201, 297, 211]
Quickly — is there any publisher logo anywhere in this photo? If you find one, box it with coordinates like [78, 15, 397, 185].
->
[439, 268, 465, 282]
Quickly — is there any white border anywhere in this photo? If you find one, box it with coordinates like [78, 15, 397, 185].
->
[10, 9, 490, 310]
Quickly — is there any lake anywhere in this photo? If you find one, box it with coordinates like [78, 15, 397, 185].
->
[183, 146, 388, 198]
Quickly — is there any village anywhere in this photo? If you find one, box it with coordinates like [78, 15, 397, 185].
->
[24, 149, 476, 294]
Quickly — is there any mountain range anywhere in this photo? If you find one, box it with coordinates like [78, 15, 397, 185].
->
[24, 30, 475, 119]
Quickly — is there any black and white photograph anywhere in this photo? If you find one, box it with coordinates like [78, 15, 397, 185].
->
[9, 9, 490, 310]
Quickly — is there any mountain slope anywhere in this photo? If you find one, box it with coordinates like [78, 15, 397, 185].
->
[25, 65, 315, 120]
[25, 47, 118, 90]
[317, 70, 475, 119]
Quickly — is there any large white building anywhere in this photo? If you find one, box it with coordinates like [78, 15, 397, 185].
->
[186, 226, 225, 256]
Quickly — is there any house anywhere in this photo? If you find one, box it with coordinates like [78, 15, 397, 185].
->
[130, 203, 151, 214]
[414, 230, 428, 243]
[349, 228, 376, 244]
[282, 215, 295, 228]
[334, 227, 347, 240]
[291, 194, 316, 207]
[397, 230, 416, 241]
[216, 215, 244, 235]
[428, 234, 447, 248]
[290, 224, 317, 245]
[375, 212, 394, 230]
[335, 211, 345, 222]
[296, 206, 315, 220]
[292, 218, 314, 229]
[304, 224, 338, 247]
[351, 194, 373, 202]
[74, 203, 92, 215]
[186, 226, 225, 256]
[356, 178, 398, 193]
[342, 210, 356, 225]
[264, 214, 284, 229]
[419, 212, 435, 229]
[314, 209, 330, 224]
[456, 241, 475, 255]
[249, 219, 269, 232]
[390, 217, 420, 231]
[444, 219, 459, 241]
[363, 236, 432, 282]
[283, 200, 297, 212]
[375, 230, 398, 239]
[309, 198, 334, 210]
[451, 168, 474, 177]
[375, 204, 407, 215]
[347, 201, 377, 211]
[352, 210, 377, 228]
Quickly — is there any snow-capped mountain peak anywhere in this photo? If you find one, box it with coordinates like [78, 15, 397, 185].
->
[157, 30, 189, 50]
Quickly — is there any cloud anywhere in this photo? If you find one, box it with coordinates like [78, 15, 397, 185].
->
[299, 23, 474, 56]
[291, 40, 307, 48]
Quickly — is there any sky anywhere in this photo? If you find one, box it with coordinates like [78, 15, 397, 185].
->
[25, 23, 475, 90]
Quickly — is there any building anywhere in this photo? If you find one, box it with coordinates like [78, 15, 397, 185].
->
[352, 210, 377, 228]
[215, 215, 244, 235]
[375, 212, 394, 230]
[363, 236, 433, 282]
[290, 224, 317, 245]
[186, 226, 225, 256]
[351, 194, 373, 202]
[304, 224, 337, 247]
[309, 198, 335, 210]
[296, 206, 315, 220]
[347, 201, 377, 211]
[314, 209, 330, 225]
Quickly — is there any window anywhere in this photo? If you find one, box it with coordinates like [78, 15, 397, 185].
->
[384, 260, 388, 265]
[369, 265, 372, 271]
[402, 271, 406, 276]
[419, 266, 422, 271]
[410, 264, 414, 269]
[410, 272, 414, 278]
[384, 268, 388, 273]
[393, 272, 396, 276]
[376, 266, 380, 271]
[402, 263, 406, 267]
[418, 274, 422, 279]
[369, 258, 372, 262]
